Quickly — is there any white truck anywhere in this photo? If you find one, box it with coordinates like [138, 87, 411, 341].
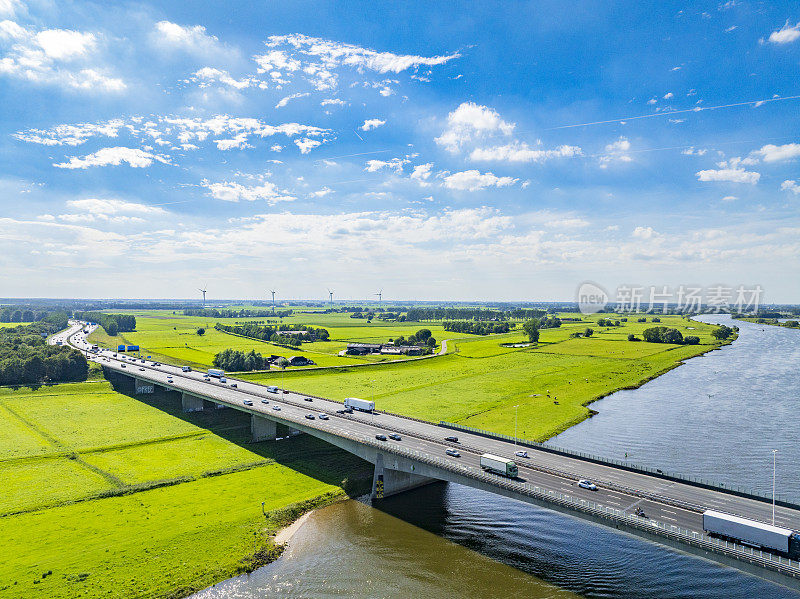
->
[480, 454, 518, 477]
[703, 510, 800, 556]
[207, 368, 224, 378]
[344, 397, 375, 412]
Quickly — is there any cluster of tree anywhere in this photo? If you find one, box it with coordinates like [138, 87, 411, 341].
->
[212, 349, 268, 372]
[183, 308, 292, 318]
[596, 318, 622, 327]
[711, 325, 735, 340]
[636, 316, 662, 323]
[539, 316, 562, 329]
[74, 312, 136, 336]
[0, 307, 59, 323]
[350, 311, 375, 320]
[442, 321, 512, 335]
[0, 321, 88, 385]
[389, 329, 436, 348]
[214, 322, 329, 346]
[508, 308, 547, 320]
[641, 326, 700, 345]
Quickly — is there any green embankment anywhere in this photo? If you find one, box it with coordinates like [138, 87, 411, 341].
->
[0, 381, 371, 599]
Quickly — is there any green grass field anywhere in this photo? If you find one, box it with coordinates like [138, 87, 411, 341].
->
[0, 381, 371, 599]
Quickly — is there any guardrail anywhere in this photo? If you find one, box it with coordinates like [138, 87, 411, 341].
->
[440, 421, 800, 511]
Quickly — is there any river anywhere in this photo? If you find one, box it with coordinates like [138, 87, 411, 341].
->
[192, 315, 800, 598]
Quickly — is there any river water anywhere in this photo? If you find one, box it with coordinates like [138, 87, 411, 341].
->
[193, 315, 800, 598]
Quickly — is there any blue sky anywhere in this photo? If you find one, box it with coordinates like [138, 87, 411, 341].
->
[1, 0, 799, 302]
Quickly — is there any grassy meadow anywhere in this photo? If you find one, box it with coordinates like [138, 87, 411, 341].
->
[0, 380, 371, 599]
[87, 309, 729, 441]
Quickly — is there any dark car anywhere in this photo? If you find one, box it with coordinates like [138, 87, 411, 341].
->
[444, 436, 459, 443]
[303, 397, 313, 402]
[375, 434, 387, 441]
[388, 433, 402, 441]
[305, 414, 315, 420]
[243, 400, 253, 406]
[230, 383, 238, 388]
[261, 399, 270, 404]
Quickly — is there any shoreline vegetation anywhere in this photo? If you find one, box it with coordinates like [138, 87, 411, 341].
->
[2, 310, 738, 599]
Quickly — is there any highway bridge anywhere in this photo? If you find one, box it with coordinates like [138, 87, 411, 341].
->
[55, 322, 800, 591]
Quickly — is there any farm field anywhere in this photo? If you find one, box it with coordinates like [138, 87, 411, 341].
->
[88, 309, 451, 369]
[0, 380, 371, 599]
[240, 314, 727, 441]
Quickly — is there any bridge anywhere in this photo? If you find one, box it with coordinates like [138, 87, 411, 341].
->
[56, 322, 800, 591]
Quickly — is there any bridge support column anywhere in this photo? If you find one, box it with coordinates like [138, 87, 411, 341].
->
[251, 415, 277, 442]
[371, 452, 435, 500]
[181, 392, 204, 413]
[134, 378, 154, 394]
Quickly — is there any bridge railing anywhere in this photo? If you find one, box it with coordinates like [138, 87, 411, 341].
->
[344, 430, 800, 578]
[439, 421, 799, 510]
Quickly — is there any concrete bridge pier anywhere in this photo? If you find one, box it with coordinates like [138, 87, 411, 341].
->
[371, 452, 435, 499]
[251, 415, 277, 442]
[181, 392, 205, 413]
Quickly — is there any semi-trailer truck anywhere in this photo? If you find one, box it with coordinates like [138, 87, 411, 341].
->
[480, 454, 518, 477]
[208, 369, 224, 378]
[344, 397, 375, 412]
[703, 510, 800, 557]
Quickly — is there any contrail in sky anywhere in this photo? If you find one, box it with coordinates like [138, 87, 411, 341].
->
[314, 149, 392, 162]
[546, 94, 800, 130]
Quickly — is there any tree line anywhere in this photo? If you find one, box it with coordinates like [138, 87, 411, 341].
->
[640, 326, 700, 345]
[215, 322, 330, 347]
[183, 308, 292, 318]
[443, 321, 513, 335]
[74, 312, 136, 336]
[0, 319, 88, 385]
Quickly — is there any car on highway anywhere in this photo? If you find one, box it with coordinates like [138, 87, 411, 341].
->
[203, 376, 210, 381]
[182, 366, 192, 372]
[388, 433, 402, 441]
[514, 450, 529, 458]
[139, 368, 145, 371]
[375, 434, 387, 441]
[121, 364, 126, 368]
[446, 448, 461, 457]
[261, 399, 269, 404]
[219, 377, 227, 383]
[303, 397, 313, 402]
[230, 383, 238, 388]
[444, 436, 459, 443]
[272, 405, 281, 411]
[318, 413, 329, 420]
[266, 386, 280, 393]
[305, 414, 315, 420]
[578, 479, 598, 491]
[243, 400, 253, 406]
[336, 409, 346, 414]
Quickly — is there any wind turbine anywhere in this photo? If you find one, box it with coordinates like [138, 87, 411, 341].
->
[270, 290, 276, 312]
[375, 289, 382, 305]
[328, 289, 334, 305]
[198, 286, 207, 307]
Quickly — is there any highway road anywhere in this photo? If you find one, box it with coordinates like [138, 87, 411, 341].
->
[54, 322, 800, 544]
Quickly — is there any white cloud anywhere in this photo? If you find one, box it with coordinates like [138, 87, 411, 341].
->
[54, 147, 171, 169]
[294, 138, 322, 154]
[435, 102, 514, 153]
[632, 226, 656, 239]
[470, 142, 582, 163]
[66, 198, 166, 215]
[750, 143, 800, 163]
[0, 22, 124, 92]
[0, 0, 22, 17]
[781, 180, 800, 195]
[365, 157, 408, 174]
[682, 147, 707, 156]
[275, 92, 310, 108]
[663, 92, 674, 99]
[721, 195, 738, 201]
[13, 120, 126, 146]
[35, 29, 96, 59]
[360, 118, 385, 131]
[201, 179, 294, 204]
[153, 21, 227, 56]
[443, 169, 518, 191]
[263, 33, 459, 74]
[410, 163, 433, 184]
[189, 67, 257, 89]
[696, 167, 760, 184]
[545, 217, 589, 229]
[270, 144, 283, 152]
[310, 186, 333, 198]
[768, 21, 800, 44]
[598, 137, 633, 167]
[321, 98, 346, 106]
